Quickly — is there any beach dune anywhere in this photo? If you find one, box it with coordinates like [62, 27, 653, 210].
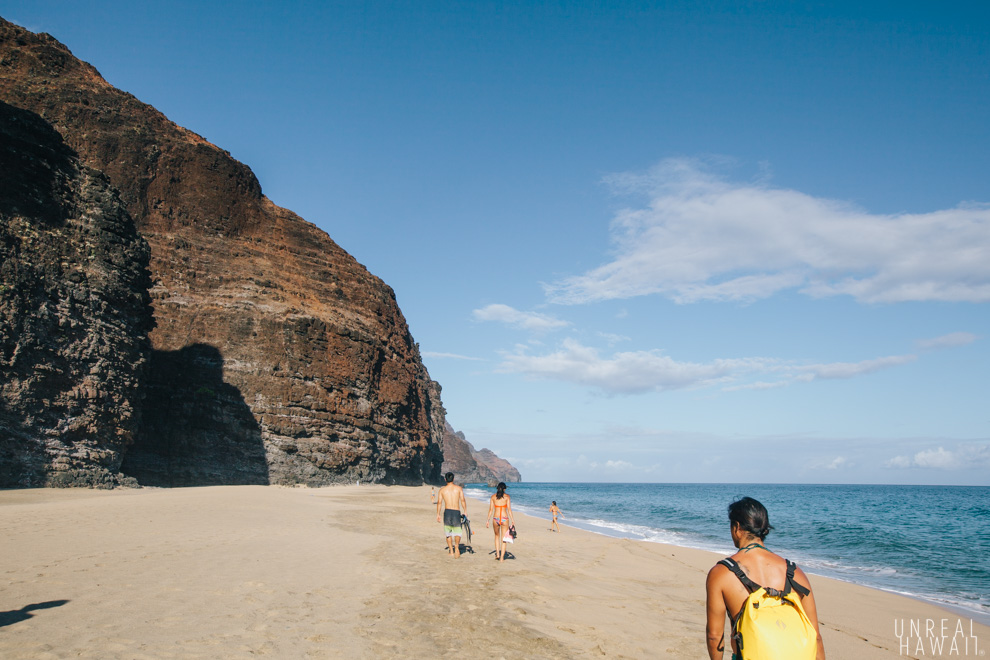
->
[1, 485, 985, 658]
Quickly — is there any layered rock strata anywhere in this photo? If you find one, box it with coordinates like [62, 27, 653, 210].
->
[0, 18, 445, 486]
[0, 101, 153, 487]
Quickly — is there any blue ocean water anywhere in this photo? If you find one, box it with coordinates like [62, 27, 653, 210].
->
[464, 482, 990, 624]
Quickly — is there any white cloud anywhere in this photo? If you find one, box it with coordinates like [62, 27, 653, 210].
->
[825, 456, 849, 470]
[462, 428, 990, 484]
[913, 447, 959, 469]
[545, 158, 990, 305]
[916, 332, 979, 350]
[496, 338, 761, 393]
[885, 455, 913, 469]
[496, 339, 917, 394]
[473, 304, 569, 332]
[597, 332, 631, 345]
[723, 380, 790, 392]
[422, 352, 484, 361]
[798, 354, 917, 380]
[885, 443, 990, 470]
[604, 459, 635, 470]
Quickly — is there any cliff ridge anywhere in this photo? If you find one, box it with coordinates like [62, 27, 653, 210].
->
[1, 17, 444, 487]
[440, 422, 521, 484]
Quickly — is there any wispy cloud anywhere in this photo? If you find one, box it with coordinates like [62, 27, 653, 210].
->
[545, 158, 990, 305]
[797, 354, 917, 380]
[598, 332, 630, 345]
[495, 339, 920, 394]
[473, 304, 569, 332]
[4, 17, 42, 33]
[886, 443, 990, 470]
[496, 339, 762, 393]
[807, 455, 853, 470]
[916, 332, 978, 350]
[422, 352, 485, 361]
[723, 380, 790, 392]
[461, 428, 990, 483]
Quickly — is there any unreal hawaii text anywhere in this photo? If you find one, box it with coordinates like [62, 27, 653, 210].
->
[895, 618, 983, 657]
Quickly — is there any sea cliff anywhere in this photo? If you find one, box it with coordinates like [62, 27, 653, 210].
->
[1, 18, 445, 486]
[440, 422, 522, 484]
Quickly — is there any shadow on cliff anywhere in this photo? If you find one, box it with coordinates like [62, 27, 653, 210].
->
[0, 400, 46, 488]
[120, 344, 269, 487]
[1, 103, 75, 489]
[0, 600, 70, 628]
[0, 101, 75, 226]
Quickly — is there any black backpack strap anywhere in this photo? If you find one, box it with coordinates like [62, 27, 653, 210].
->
[718, 558, 761, 593]
[785, 560, 811, 597]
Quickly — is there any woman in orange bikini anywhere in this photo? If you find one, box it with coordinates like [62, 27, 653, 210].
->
[486, 482, 515, 562]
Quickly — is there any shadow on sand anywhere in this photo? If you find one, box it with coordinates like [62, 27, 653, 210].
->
[441, 543, 475, 556]
[487, 550, 516, 560]
[0, 600, 70, 628]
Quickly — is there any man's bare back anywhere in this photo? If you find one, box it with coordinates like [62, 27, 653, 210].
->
[436, 482, 465, 513]
[436, 473, 467, 557]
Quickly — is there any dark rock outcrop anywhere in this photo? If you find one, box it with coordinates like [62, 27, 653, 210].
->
[474, 446, 522, 484]
[0, 101, 153, 487]
[440, 422, 521, 484]
[440, 423, 494, 484]
[0, 17, 445, 486]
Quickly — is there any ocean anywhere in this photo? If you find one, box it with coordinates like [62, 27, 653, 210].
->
[464, 482, 990, 624]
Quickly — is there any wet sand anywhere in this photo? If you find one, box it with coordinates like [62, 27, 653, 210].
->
[1, 485, 985, 658]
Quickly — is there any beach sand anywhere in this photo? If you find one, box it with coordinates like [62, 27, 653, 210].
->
[1, 484, 985, 659]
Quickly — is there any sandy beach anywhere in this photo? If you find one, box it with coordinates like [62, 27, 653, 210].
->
[1, 484, 986, 659]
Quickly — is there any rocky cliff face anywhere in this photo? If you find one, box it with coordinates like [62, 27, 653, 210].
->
[0, 18, 445, 486]
[440, 422, 521, 484]
[473, 446, 522, 483]
[0, 101, 153, 487]
[440, 423, 495, 484]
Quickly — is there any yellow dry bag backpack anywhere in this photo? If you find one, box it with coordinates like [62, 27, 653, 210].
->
[718, 557, 818, 660]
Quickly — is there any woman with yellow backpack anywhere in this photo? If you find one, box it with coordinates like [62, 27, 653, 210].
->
[705, 497, 826, 660]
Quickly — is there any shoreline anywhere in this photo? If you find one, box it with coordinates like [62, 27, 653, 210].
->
[3, 484, 987, 659]
[524, 513, 990, 628]
[464, 485, 990, 628]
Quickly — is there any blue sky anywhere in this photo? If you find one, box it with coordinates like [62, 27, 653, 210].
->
[6, 1, 988, 484]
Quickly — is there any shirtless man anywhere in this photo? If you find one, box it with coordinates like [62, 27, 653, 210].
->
[705, 497, 825, 660]
[549, 501, 562, 532]
[435, 472, 467, 558]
